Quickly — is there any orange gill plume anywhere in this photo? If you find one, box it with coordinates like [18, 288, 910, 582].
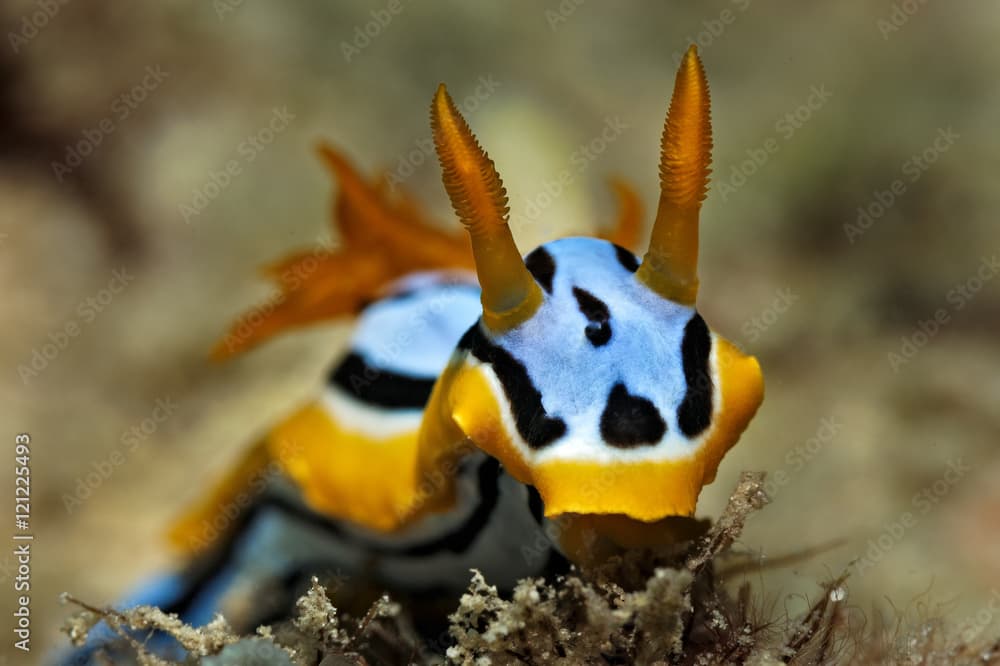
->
[210, 144, 473, 360]
[636, 45, 713, 306]
[211, 87, 649, 360]
[598, 178, 643, 251]
[430, 83, 542, 332]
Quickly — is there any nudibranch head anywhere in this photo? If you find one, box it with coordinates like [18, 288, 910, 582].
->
[421, 46, 763, 523]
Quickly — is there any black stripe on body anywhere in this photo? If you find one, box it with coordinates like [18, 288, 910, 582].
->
[613, 244, 640, 272]
[527, 485, 545, 524]
[677, 313, 713, 437]
[164, 458, 509, 620]
[458, 324, 567, 449]
[395, 458, 501, 557]
[330, 352, 436, 409]
[599, 382, 667, 447]
[163, 490, 274, 618]
[572, 286, 612, 347]
[524, 246, 556, 293]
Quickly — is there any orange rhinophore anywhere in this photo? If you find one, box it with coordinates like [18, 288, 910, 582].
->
[637, 45, 713, 306]
[156, 46, 763, 642]
[430, 84, 543, 331]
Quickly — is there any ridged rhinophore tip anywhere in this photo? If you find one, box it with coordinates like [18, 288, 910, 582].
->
[430, 82, 510, 234]
[660, 46, 713, 209]
[636, 45, 714, 306]
[429, 82, 541, 330]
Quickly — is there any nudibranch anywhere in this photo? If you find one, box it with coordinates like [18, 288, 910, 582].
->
[417, 45, 763, 532]
[170, 46, 762, 557]
[115, 45, 761, 647]
[58, 49, 772, 666]
[60, 46, 768, 666]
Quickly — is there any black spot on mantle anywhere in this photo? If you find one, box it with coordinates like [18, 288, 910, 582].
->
[572, 287, 612, 347]
[677, 313, 713, 437]
[613, 244, 640, 272]
[599, 383, 667, 447]
[458, 324, 566, 449]
[524, 246, 556, 294]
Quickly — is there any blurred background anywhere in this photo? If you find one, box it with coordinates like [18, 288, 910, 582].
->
[0, 0, 998, 658]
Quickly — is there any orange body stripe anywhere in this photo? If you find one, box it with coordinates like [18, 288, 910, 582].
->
[267, 402, 448, 533]
[167, 438, 273, 555]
